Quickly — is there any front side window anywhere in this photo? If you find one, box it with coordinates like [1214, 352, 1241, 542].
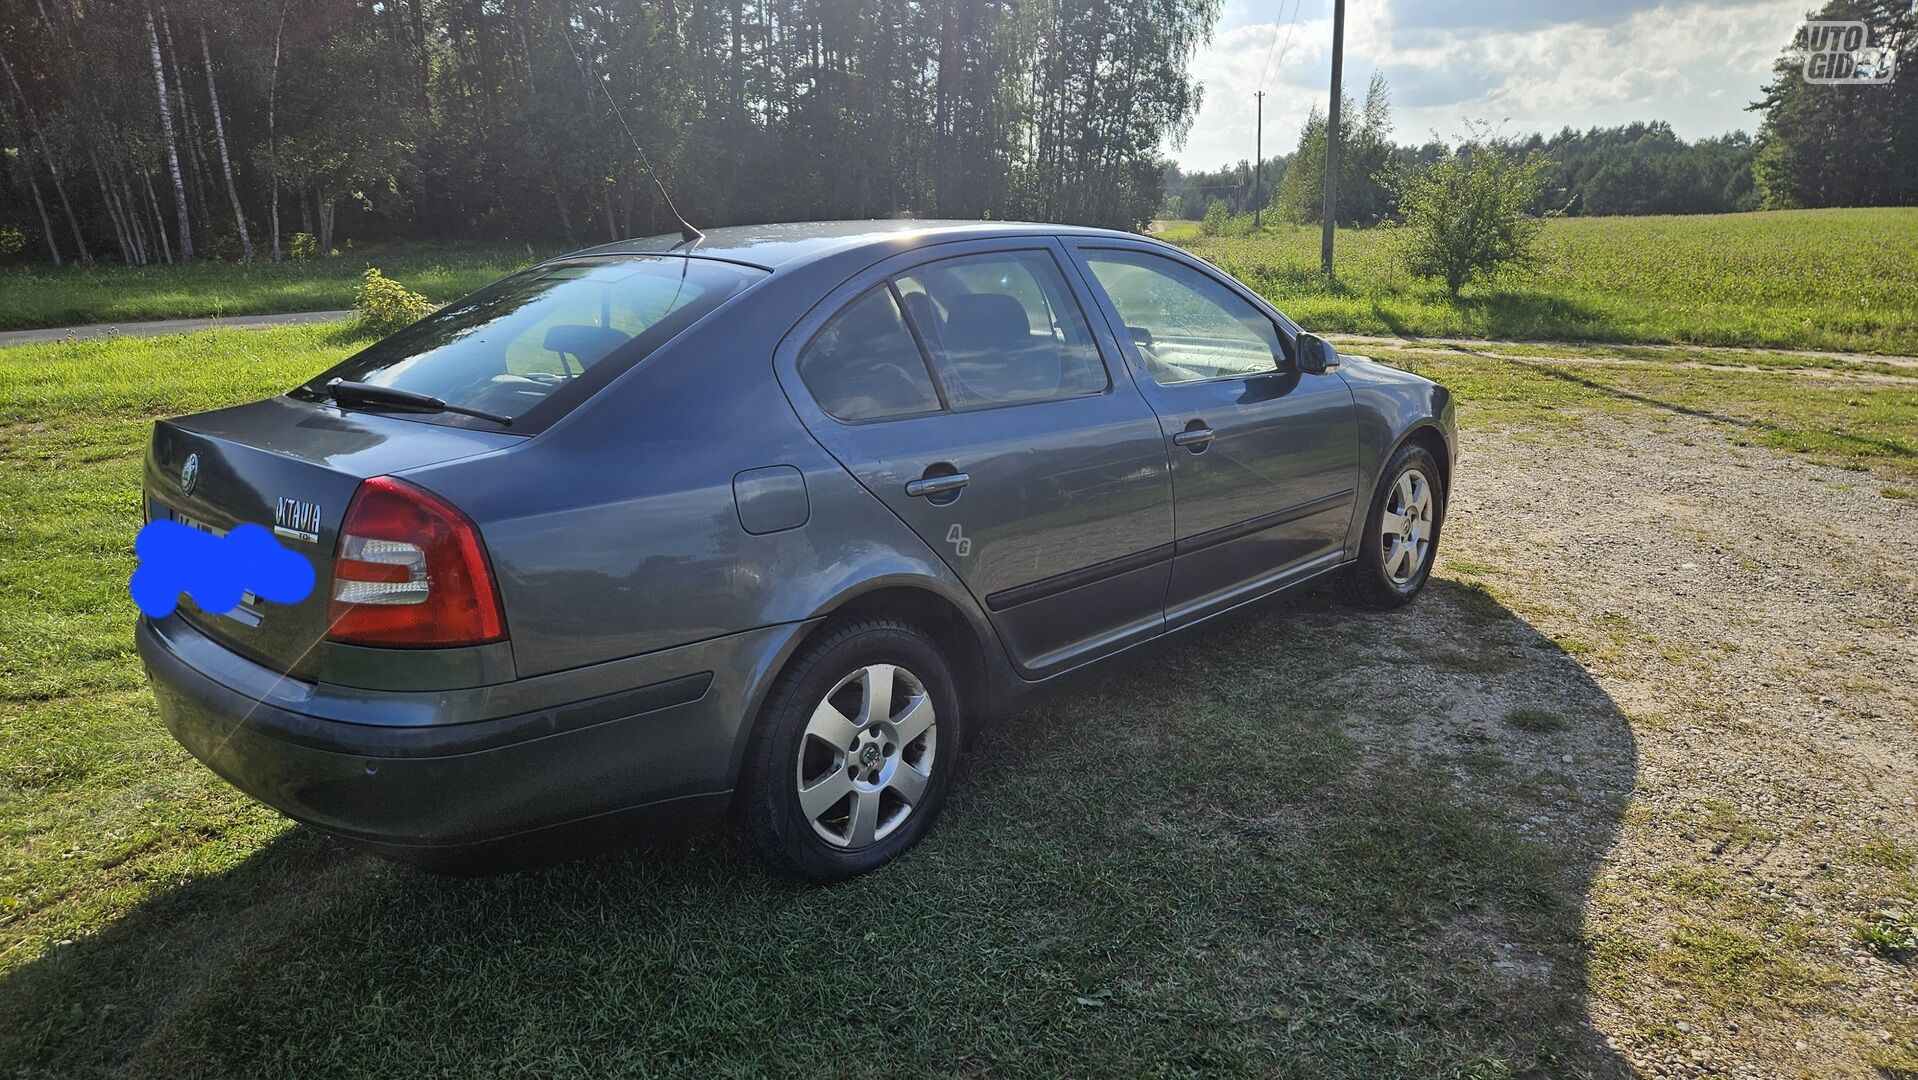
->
[798, 287, 944, 422]
[297, 256, 764, 430]
[895, 251, 1107, 408]
[1082, 250, 1286, 385]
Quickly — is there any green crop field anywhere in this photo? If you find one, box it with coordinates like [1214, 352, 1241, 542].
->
[1163, 207, 1918, 355]
[0, 242, 554, 332]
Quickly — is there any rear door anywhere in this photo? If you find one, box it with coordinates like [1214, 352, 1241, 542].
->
[777, 239, 1173, 675]
[1065, 241, 1359, 626]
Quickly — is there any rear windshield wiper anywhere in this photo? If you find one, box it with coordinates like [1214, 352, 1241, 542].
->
[324, 378, 513, 427]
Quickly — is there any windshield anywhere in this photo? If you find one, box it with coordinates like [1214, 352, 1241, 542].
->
[295, 256, 765, 431]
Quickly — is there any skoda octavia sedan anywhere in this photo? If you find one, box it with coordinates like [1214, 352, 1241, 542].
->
[139, 220, 1454, 881]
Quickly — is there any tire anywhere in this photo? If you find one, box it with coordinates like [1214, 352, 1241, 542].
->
[742, 618, 963, 882]
[1340, 440, 1446, 610]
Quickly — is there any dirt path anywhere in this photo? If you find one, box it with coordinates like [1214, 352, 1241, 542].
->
[1376, 344, 1918, 385]
[1434, 408, 1918, 1075]
[1334, 333, 1918, 371]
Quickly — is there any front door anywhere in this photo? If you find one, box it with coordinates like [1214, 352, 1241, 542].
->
[779, 241, 1174, 675]
[1067, 242, 1359, 626]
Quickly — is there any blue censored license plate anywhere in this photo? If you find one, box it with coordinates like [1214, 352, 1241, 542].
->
[171, 509, 262, 616]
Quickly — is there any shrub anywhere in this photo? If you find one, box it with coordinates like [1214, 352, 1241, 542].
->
[1387, 135, 1551, 296]
[0, 225, 24, 257]
[288, 232, 317, 260]
[201, 230, 241, 263]
[352, 268, 434, 335]
[1199, 200, 1230, 237]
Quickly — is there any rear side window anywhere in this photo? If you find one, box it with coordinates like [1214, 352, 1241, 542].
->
[797, 287, 943, 422]
[895, 251, 1107, 408]
[296, 256, 764, 431]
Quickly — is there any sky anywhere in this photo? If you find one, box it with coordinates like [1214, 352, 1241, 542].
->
[1168, 0, 1811, 170]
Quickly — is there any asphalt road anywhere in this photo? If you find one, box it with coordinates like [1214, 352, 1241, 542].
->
[0, 309, 354, 348]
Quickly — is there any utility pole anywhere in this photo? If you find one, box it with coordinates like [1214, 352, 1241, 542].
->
[1321, 0, 1345, 276]
[1253, 90, 1265, 228]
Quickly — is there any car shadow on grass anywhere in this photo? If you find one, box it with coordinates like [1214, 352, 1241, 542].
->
[0, 577, 1639, 1078]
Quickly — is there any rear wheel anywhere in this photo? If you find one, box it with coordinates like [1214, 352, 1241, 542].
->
[743, 618, 961, 882]
[1341, 441, 1445, 609]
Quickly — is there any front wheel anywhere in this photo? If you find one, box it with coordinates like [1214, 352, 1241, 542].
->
[742, 618, 962, 882]
[1341, 441, 1445, 609]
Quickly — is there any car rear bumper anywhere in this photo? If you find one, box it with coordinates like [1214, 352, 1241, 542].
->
[138, 614, 812, 863]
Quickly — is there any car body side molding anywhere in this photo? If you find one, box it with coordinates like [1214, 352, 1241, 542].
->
[1175, 488, 1356, 557]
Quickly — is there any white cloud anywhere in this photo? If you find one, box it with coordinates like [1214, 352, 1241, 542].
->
[1171, 0, 1806, 170]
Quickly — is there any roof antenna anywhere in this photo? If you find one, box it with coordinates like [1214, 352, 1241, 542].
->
[559, 26, 702, 246]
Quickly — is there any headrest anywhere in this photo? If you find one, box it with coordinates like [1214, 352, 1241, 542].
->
[542, 324, 632, 365]
[941, 293, 1031, 353]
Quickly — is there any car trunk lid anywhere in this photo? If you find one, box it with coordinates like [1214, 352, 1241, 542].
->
[145, 396, 519, 678]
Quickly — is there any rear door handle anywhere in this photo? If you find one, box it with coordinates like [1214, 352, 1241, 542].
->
[1172, 427, 1215, 448]
[905, 472, 970, 498]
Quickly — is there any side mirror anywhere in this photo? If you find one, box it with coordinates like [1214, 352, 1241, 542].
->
[1295, 332, 1339, 374]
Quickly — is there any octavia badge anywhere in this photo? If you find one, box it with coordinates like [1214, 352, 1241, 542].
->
[274, 497, 322, 543]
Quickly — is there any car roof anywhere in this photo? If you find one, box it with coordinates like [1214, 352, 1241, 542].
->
[553, 219, 1152, 273]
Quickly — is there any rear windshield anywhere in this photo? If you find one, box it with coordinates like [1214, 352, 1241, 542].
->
[294, 256, 765, 431]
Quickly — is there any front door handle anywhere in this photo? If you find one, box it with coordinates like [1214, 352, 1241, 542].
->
[905, 472, 970, 498]
[1172, 425, 1215, 450]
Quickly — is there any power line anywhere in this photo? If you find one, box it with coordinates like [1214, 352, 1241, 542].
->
[1256, 0, 1303, 94]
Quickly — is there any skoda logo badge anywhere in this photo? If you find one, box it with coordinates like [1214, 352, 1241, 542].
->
[180, 453, 200, 497]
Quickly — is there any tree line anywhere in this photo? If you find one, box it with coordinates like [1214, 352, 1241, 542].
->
[1167, 0, 1915, 225]
[1, 0, 1220, 267]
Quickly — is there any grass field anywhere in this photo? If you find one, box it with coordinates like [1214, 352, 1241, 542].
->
[2, 325, 1914, 1074]
[6, 209, 1916, 358]
[0, 243, 554, 331]
[1163, 208, 1918, 355]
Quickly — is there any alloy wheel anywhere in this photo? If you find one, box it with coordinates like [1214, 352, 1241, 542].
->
[1379, 467, 1435, 586]
[794, 663, 937, 849]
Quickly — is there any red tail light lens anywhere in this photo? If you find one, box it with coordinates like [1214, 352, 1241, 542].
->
[327, 476, 506, 647]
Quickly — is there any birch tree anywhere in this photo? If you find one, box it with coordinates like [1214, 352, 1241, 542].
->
[200, 23, 254, 262]
[144, 4, 193, 261]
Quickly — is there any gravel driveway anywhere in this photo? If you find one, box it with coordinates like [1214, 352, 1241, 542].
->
[1426, 406, 1918, 1076]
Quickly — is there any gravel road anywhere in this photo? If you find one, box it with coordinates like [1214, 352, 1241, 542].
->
[1430, 407, 1918, 1075]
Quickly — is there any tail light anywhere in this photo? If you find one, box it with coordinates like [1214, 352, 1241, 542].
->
[327, 476, 506, 647]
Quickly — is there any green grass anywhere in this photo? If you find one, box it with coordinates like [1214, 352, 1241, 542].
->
[2, 326, 1913, 1074]
[0, 324, 1612, 1075]
[1164, 208, 1918, 354]
[0, 242, 555, 331]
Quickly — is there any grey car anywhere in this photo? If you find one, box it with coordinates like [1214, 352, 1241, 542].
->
[139, 220, 1454, 881]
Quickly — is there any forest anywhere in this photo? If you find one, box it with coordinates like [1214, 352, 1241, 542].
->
[4, 0, 1913, 267]
[1, 0, 1217, 267]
